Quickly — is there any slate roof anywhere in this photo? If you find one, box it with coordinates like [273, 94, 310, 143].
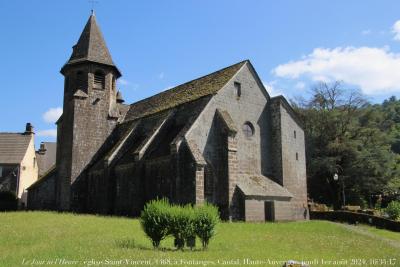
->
[62, 14, 120, 76]
[123, 60, 247, 122]
[0, 133, 32, 164]
[237, 174, 293, 199]
[86, 96, 211, 171]
[84, 60, 247, 172]
[36, 142, 57, 177]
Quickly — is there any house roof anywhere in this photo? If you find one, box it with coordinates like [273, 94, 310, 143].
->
[123, 60, 247, 122]
[36, 142, 57, 177]
[0, 133, 32, 164]
[237, 174, 293, 199]
[61, 13, 120, 76]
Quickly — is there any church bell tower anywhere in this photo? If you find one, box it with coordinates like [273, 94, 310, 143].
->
[56, 13, 122, 210]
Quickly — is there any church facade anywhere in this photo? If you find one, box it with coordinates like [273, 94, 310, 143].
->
[28, 14, 308, 221]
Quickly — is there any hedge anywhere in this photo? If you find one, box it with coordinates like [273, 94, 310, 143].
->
[310, 211, 400, 232]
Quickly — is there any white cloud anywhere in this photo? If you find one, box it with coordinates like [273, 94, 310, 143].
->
[159, 72, 165, 79]
[43, 107, 62, 123]
[36, 129, 57, 137]
[273, 46, 400, 95]
[392, 20, 400, 41]
[263, 81, 283, 97]
[118, 78, 129, 85]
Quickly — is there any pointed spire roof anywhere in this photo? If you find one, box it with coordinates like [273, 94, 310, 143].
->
[62, 13, 121, 76]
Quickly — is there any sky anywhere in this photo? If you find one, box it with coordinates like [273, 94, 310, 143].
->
[1, 0, 400, 147]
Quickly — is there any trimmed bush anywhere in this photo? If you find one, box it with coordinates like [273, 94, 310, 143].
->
[139, 200, 220, 249]
[140, 198, 171, 248]
[385, 201, 400, 221]
[194, 203, 220, 249]
[0, 191, 18, 211]
[168, 205, 196, 250]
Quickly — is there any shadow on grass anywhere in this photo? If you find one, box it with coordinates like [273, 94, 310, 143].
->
[115, 239, 205, 252]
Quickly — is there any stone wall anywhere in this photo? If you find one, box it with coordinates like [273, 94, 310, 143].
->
[244, 199, 265, 222]
[279, 101, 308, 220]
[274, 200, 295, 221]
[57, 63, 120, 211]
[186, 62, 308, 221]
[188, 63, 271, 177]
[186, 62, 272, 219]
[27, 171, 56, 210]
[270, 97, 308, 220]
[114, 163, 144, 216]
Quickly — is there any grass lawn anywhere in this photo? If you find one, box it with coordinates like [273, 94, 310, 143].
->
[358, 224, 400, 242]
[0, 212, 399, 267]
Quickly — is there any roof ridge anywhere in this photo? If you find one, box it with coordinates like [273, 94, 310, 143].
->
[128, 60, 248, 107]
[123, 60, 248, 122]
[155, 60, 248, 96]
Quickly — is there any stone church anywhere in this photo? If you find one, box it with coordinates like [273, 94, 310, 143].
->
[28, 13, 308, 221]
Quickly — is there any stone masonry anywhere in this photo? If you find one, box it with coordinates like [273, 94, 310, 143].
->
[27, 13, 308, 221]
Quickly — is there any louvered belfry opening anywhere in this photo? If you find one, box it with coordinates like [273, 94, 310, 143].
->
[94, 70, 105, 89]
[76, 71, 87, 90]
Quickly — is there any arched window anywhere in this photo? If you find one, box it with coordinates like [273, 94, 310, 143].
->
[242, 122, 255, 138]
[94, 70, 105, 89]
[76, 71, 86, 90]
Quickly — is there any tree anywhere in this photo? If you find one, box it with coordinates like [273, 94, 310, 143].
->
[293, 82, 400, 208]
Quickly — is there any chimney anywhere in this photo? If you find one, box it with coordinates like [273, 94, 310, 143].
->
[38, 142, 47, 154]
[24, 123, 34, 135]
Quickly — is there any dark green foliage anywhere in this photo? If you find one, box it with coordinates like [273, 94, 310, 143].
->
[168, 205, 196, 250]
[0, 191, 18, 211]
[293, 82, 400, 208]
[194, 203, 220, 249]
[139, 198, 171, 248]
[139, 200, 219, 250]
[385, 201, 400, 221]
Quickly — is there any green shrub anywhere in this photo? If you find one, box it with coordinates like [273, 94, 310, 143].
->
[139, 200, 220, 250]
[385, 201, 400, 221]
[140, 198, 171, 248]
[194, 203, 220, 249]
[168, 205, 196, 250]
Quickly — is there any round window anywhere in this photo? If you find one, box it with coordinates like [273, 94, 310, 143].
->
[242, 122, 254, 138]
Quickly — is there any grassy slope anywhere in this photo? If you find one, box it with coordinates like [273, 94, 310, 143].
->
[358, 224, 400, 242]
[0, 212, 399, 267]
